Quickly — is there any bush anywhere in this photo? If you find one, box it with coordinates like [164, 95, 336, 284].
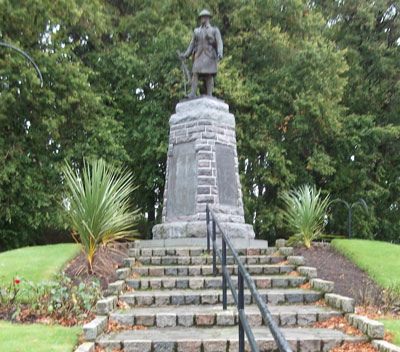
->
[280, 185, 330, 248]
[0, 273, 102, 323]
[62, 159, 139, 273]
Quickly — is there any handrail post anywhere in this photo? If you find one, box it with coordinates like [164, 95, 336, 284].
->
[222, 238, 227, 310]
[206, 206, 210, 254]
[238, 269, 245, 352]
[212, 218, 217, 277]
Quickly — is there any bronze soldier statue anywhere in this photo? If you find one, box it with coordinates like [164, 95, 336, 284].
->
[181, 9, 223, 98]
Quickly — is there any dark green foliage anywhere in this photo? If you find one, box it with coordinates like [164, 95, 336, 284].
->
[0, 0, 398, 248]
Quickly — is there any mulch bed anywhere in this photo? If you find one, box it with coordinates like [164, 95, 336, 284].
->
[64, 242, 129, 290]
[294, 244, 382, 305]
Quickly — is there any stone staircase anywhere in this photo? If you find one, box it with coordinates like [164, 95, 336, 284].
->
[83, 239, 367, 352]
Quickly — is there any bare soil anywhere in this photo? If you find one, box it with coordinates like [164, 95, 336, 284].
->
[64, 242, 129, 290]
[294, 244, 382, 304]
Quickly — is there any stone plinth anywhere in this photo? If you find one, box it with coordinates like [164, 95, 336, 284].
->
[152, 97, 255, 240]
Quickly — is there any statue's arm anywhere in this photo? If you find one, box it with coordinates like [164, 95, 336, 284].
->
[215, 27, 223, 60]
[183, 31, 196, 58]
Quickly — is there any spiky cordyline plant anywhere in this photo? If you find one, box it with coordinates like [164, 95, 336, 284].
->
[280, 185, 330, 248]
[62, 159, 139, 273]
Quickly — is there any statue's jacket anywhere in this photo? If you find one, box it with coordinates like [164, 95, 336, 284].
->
[184, 23, 223, 75]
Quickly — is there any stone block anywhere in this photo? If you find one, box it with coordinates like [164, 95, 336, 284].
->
[116, 268, 130, 280]
[110, 312, 133, 326]
[141, 248, 152, 256]
[189, 278, 204, 289]
[171, 294, 185, 305]
[216, 311, 235, 326]
[155, 294, 170, 306]
[201, 293, 219, 304]
[135, 314, 155, 326]
[176, 279, 189, 289]
[178, 256, 191, 265]
[178, 313, 194, 327]
[203, 339, 227, 352]
[132, 267, 148, 276]
[298, 266, 318, 279]
[149, 267, 164, 276]
[156, 313, 177, 328]
[350, 314, 384, 339]
[267, 292, 285, 304]
[176, 248, 190, 256]
[153, 341, 175, 352]
[280, 312, 296, 326]
[165, 267, 178, 276]
[196, 313, 215, 326]
[202, 266, 213, 276]
[96, 296, 117, 315]
[279, 247, 294, 257]
[185, 293, 200, 305]
[297, 313, 317, 326]
[246, 312, 262, 327]
[310, 278, 335, 293]
[136, 295, 154, 306]
[177, 339, 202, 352]
[122, 258, 136, 268]
[177, 267, 189, 276]
[139, 257, 151, 265]
[128, 248, 139, 257]
[299, 338, 321, 352]
[149, 279, 162, 289]
[188, 266, 201, 276]
[162, 278, 176, 289]
[107, 280, 124, 295]
[272, 277, 289, 288]
[275, 239, 286, 248]
[153, 248, 166, 256]
[83, 316, 108, 341]
[372, 340, 400, 352]
[151, 257, 162, 265]
[161, 257, 175, 265]
[124, 340, 152, 352]
[287, 256, 305, 266]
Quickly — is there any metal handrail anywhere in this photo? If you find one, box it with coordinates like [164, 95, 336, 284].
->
[206, 204, 293, 352]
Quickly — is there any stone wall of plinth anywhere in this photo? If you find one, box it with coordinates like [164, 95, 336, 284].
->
[152, 97, 255, 240]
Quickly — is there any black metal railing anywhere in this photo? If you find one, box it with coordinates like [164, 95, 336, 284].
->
[206, 204, 293, 352]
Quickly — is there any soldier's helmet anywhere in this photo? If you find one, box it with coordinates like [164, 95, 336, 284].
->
[198, 9, 212, 18]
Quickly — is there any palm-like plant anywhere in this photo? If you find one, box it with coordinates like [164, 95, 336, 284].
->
[280, 185, 330, 248]
[62, 159, 139, 273]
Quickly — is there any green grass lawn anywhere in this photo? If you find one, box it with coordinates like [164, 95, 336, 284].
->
[332, 239, 400, 347]
[0, 243, 79, 284]
[0, 321, 81, 352]
[0, 243, 81, 352]
[331, 239, 400, 288]
[379, 318, 400, 346]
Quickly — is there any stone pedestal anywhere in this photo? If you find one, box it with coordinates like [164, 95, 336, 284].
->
[152, 97, 255, 240]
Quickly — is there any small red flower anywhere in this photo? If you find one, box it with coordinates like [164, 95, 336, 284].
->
[14, 278, 20, 284]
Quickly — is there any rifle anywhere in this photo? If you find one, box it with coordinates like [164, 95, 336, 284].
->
[177, 50, 191, 97]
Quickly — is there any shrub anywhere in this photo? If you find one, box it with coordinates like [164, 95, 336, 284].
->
[0, 273, 102, 323]
[62, 159, 139, 273]
[280, 185, 330, 248]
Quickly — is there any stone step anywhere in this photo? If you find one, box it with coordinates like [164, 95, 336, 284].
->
[119, 288, 323, 307]
[97, 326, 366, 352]
[132, 238, 270, 250]
[126, 275, 306, 290]
[131, 264, 296, 277]
[132, 255, 286, 266]
[129, 246, 277, 258]
[110, 304, 342, 328]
